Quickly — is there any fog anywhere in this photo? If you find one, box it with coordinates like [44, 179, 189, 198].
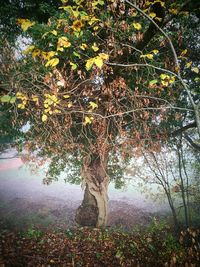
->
[0, 149, 169, 231]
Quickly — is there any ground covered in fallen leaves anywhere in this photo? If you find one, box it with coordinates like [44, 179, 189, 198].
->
[0, 223, 199, 267]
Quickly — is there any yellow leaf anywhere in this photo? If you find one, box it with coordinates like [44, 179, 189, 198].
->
[63, 94, 70, 98]
[42, 114, 48, 122]
[161, 80, 169, 86]
[191, 67, 199, 74]
[160, 73, 169, 80]
[133, 23, 142, 30]
[54, 109, 61, 114]
[146, 54, 153, 59]
[51, 30, 57, 36]
[44, 107, 50, 113]
[93, 26, 99, 31]
[131, 11, 138, 17]
[149, 12, 156, 18]
[155, 17, 162, 22]
[32, 95, 39, 102]
[92, 43, 99, 52]
[16, 92, 24, 98]
[71, 20, 84, 32]
[42, 51, 56, 60]
[45, 58, 59, 67]
[152, 49, 159, 55]
[83, 116, 93, 125]
[89, 101, 98, 110]
[17, 103, 25, 109]
[44, 103, 49, 108]
[169, 9, 178, 15]
[99, 53, 109, 60]
[32, 49, 40, 59]
[67, 102, 73, 108]
[80, 43, 88, 50]
[185, 61, 192, 68]
[17, 19, 35, 31]
[86, 58, 95, 70]
[140, 53, 153, 59]
[94, 57, 103, 68]
[57, 37, 71, 51]
[180, 49, 187, 56]
[160, 1, 165, 7]
[71, 9, 80, 18]
[57, 41, 68, 52]
[44, 98, 53, 106]
[88, 16, 100, 25]
[75, 0, 84, 5]
[23, 45, 35, 54]
[92, 0, 104, 7]
[169, 76, 175, 84]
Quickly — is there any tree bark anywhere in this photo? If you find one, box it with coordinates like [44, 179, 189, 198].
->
[75, 153, 109, 228]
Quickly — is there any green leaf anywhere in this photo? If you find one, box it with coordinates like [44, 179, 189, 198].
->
[10, 97, 17, 104]
[73, 52, 81, 58]
[70, 62, 78, 70]
[1, 95, 12, 103]
[149, 79, 158, 86]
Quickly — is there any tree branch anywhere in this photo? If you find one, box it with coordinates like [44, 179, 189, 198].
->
[184, 133, 200, 151]
[135, 2, 165, 51]
[171, 121, 197, 137]
[125, 0, 179, 68]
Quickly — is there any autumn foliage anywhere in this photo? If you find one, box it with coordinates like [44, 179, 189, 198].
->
[2, 0, 195, 162]
[1, 225, 199, 267]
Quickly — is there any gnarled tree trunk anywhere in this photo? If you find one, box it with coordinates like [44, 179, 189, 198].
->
[75, 153, 109, 228]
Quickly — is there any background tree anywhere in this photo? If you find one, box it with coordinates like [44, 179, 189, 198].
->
[132, 136, 200, 228]
[0, 0, 200, 227]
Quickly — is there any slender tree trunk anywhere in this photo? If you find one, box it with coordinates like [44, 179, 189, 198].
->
[177, 148, 189, 227]
[75, 153, 109, 228]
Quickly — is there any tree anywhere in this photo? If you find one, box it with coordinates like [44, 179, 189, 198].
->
[131, 136, 200, 228]
[0, 0, 200, 227]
